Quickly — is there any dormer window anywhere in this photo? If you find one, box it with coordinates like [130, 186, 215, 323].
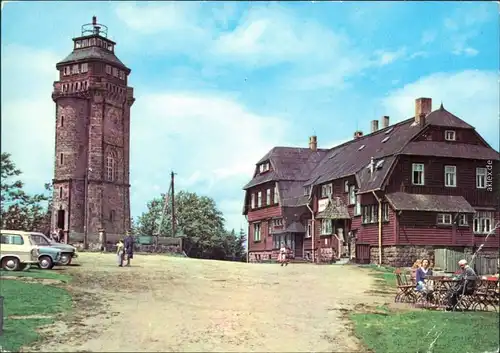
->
[445, 130, 456, 141]
[259, 162, 270, 173]
[321, 183, 332, 198]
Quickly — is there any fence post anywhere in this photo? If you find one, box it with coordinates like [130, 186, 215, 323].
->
[0, 295, 3, 336]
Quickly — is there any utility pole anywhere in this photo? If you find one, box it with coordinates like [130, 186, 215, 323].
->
[171, 171, 176, 237]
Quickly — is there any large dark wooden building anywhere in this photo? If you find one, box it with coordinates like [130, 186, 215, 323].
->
[242, 98, 499, 266]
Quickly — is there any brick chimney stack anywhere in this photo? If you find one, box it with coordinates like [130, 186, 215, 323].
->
[415, 98, 432, 120]
[382, 116, 390, 128]
[309, 136, 317, 151]
[416, 113, 426, 127]
[371, 120, 379, 133]
[353, 131, 363, 139]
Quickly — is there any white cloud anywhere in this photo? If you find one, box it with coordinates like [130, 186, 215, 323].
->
[1, 45, 61, 189]
[382, 70, 498, 149]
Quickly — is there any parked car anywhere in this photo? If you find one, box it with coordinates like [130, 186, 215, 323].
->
[0, 230, 39, 271]
[30, 232, 78, 265]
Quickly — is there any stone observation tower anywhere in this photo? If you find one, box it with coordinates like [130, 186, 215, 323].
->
[51, 16, 134, 245]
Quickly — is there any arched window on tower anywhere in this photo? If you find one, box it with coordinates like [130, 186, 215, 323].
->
[106, 155, 115, 181]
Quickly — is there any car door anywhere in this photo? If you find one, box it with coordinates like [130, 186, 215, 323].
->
[0, 233, 30, 261]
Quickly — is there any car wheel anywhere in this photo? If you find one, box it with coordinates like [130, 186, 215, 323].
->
[38, 256, 54, 270]
[60, 253, 72, 266]
[2, 257, 21, 271]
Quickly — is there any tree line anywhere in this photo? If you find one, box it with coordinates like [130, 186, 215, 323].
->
[1, 152, 247, 262]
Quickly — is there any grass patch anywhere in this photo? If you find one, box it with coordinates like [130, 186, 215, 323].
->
[0, 279, 72, 351]
[351, 310, 500, 353]
[0, 268, 72, 283]
[360, 264, 398, 289]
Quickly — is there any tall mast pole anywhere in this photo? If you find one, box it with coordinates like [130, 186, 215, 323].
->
[171, 171, 176, 237]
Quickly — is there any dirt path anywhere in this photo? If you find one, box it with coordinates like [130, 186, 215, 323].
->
[29, 253, 388, 352]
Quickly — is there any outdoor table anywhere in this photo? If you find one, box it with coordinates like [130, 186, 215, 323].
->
[421, 276, 460, 309]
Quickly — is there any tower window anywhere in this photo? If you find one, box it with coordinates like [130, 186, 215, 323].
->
[112, 67, 118, 77]
[72, 64, 79, 75]
[60, 115, 64, 127]
[82, 39, 89, 47]
[105, 65, 111, 75]
[75, 41, 82, 49]
[60, 153, 64, 165]
[106, 156, 115, 181]
[63, 66, 71, 76]
[119, 71, 125, 80]
[81, 63, 88, 73]
[59, 187, 63, 198]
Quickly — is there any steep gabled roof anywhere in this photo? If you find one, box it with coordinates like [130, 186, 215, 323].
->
[243, 147, 328, 190]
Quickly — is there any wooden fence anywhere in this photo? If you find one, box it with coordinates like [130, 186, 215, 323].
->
[434, 248, 499, 275]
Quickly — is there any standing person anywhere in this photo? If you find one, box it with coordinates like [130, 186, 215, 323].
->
[58, 228, 65, 243]
[279, 243, 287, 267]
[116, 238, 125, 267]
[124, 232, 134, 267]
[52, 228, 59, 242]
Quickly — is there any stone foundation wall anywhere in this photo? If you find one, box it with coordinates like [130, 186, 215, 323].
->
[319, 248, 335, 263]
[249, 251, 275, 262]
[369, 245, 499, 268]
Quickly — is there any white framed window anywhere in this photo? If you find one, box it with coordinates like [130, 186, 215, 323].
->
[445, 130, 456, 141]
[106, 156, 115, 181]
[321, 183, 332, 198]
[105, 65, 111, 75]
[437, 213, 452, 225]
[82, 39, 89, 47]
[72, 64, 79, 74]
[119, 71, 125, 80]
[112, 67, 119, 77]
[274, 186, 279, 204]
[444, 165, 456, 187]
[362, 205, 378, 224]
[75, 41, 82, 49]
[81, 63, 88, 73]
[355, 195, 361, 216]
[306, 220, 312, 238]
[63, 66, 71, 76]
[473, 211, 493, 235]
[412, 163, 425, 185]
[251, 193, 255, 209]
[266, 189, 271, 206]
[458, 214, 468, 226]
[476, 168, 487, 189]
[257, 191, 262, 208]
[259, 164, 264, 173]
[253, 223, 261, 242]
[382, 203, 389, 222]
[348, 185, 356, 205]
[344, 180, 349, 192]
[320, 219, 332, 235]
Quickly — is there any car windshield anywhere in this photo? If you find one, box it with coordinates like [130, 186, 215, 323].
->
[30, 234, 50, 246]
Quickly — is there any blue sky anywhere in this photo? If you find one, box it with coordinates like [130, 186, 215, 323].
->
[1, 1, 498, 232]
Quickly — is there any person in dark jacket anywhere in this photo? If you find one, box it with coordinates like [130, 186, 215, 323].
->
[447, 259, 477, 310]
[124, 233, 134, 267]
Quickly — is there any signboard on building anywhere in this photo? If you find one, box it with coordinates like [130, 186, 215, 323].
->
[318, 199, 329, 212]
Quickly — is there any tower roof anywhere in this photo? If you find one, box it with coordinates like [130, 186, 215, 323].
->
[56, 16, 129, 71]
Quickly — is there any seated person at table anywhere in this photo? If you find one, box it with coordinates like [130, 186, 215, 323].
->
[447, 259, 477, 309]
[416, 259, 433, 295]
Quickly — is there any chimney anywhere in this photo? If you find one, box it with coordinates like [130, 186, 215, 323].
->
[415, 97, 432, 120]
[309, 136, 317, 151]
[415, 112, 426, 127]
[92, 16, 97, 25]
[382, 116, 390, 128]
[353, 131, 363, 139]
[371, 120, 379, 133]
